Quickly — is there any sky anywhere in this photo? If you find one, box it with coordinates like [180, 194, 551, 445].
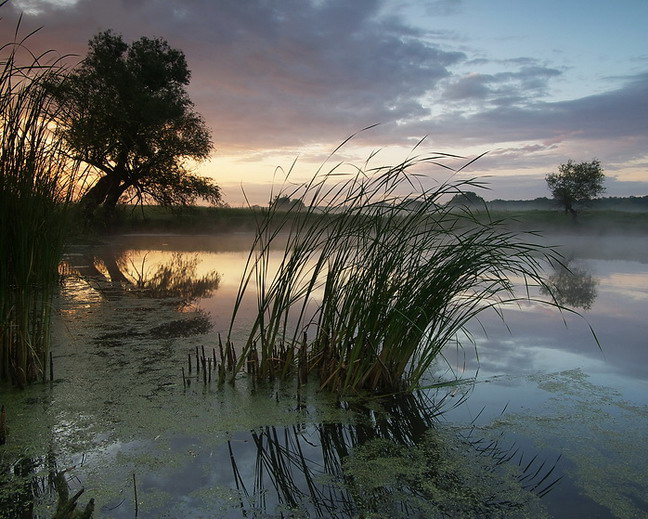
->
[3, 0, 648, 205]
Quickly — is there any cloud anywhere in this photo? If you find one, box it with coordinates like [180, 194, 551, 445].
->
[421, 0, 463, 16]
[4, 0, 466, 149]
[402, 70, 648, 149]
[440, 65, 562, 103]
[3, 0, 647, 200]
[6, 0, 646, 150]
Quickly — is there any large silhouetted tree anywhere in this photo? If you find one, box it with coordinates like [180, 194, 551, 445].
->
[545, 160, 605, 216]
[51, 30, 220, 220]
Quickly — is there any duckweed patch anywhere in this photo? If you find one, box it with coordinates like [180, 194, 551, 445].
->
[148, 315, 212, 339]
[342, 431, 549, 519]
[3, 238, 626, 518]
[0, 265, 351, 517]
[485, 369, 648, 519]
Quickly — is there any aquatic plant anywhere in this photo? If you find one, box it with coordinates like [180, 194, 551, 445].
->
[0, 13, 81, 385]
[0, 449, 94, 518]
[226, 137, 563, 393]
[224, 392, 557, 518]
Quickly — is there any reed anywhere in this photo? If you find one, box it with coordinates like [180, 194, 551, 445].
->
[226, 139, 563, 393]
[0, 13, 80, 385]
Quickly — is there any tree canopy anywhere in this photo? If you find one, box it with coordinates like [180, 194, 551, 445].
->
[545, 160, 605, 216]
[51, 30, 221, 220]
[272, 195, 305, 210]
[446, 191, 485, 207]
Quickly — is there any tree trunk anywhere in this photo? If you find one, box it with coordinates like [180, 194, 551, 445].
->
[78, 173, 127, 222]
[79, 175, 113, 218]
[79, 151, 130, 222]
[565, 202, 577, 219]
[103, 180, 129, 215]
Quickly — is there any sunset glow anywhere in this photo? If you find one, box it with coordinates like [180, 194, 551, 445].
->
[4, 0, 647, 205]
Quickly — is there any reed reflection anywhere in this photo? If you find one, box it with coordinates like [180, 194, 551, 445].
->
[226, 392, 559, 518]
[0, 449, 94, 519]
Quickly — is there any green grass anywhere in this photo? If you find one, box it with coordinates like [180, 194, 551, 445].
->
[96, 204, 258, 233]
[479, 208, 648, 234]
[224, 145, 568, 394]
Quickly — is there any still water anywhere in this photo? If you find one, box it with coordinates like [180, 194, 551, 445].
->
[1, 231, 647, 518]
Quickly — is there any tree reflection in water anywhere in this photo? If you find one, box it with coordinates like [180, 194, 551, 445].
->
[63, 249, 221, 309]
[226, 391, 560, 518]
[541, 259, 598, 311]
[119, 252, 220, 307]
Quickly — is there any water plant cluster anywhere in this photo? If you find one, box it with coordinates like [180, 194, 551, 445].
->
[226, 142, 561, 394]
[0, 17, 80, 386]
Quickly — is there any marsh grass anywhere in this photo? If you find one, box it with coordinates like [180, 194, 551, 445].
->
[0, 14, 80, 385]
[226, 140, 564, 394]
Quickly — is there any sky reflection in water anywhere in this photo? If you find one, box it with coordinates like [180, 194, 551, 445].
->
[110, 233, 648, 394]
[122, 232, 648, 518]
[5, 231, 646, 518]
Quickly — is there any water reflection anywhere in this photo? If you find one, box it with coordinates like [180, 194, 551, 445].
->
[35, 233, 648, 518]
[0, 450, 94, 519]
[62, 248, 221, 309]
[223, 392, 558, 518]
[120, 252, 221, 307]
[540, 259, 598, 310]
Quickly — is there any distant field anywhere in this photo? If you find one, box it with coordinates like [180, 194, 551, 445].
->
[103, 204, 648, 235]
[106, 205, 262, 233]
[484, 209, 648, 234]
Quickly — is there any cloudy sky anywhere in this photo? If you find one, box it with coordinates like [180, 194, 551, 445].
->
[3, 0, 648, 204]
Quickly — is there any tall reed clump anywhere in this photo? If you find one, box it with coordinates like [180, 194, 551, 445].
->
[226, 141, 563, 394]
[0, 16, 79, 386]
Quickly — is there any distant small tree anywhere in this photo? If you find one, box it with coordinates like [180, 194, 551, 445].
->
[446, 191, 485, 207]
[272, 195, 305, 210]
[545, 160, 605, 216]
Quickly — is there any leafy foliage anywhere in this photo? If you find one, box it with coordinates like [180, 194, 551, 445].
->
[271, 195, 306, 210]
[50, 30, 220, 220]
[545, 160, 605, 215]
[446, 190, 486, 207]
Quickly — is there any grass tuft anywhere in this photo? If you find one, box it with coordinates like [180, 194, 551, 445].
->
[226, 142, 563, 394]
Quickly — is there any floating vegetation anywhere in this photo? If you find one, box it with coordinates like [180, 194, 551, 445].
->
[226, 140, 565, 393]
[148, 315, 212, 339]
[220, 392, 555, 518]
[486, 369, 648, 519]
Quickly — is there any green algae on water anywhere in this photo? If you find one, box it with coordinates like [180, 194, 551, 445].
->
[485, 369, 648, 519]
[341, 430, 549, 519]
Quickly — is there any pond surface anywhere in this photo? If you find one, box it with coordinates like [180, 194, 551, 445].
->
[1, 231, 647, 518]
